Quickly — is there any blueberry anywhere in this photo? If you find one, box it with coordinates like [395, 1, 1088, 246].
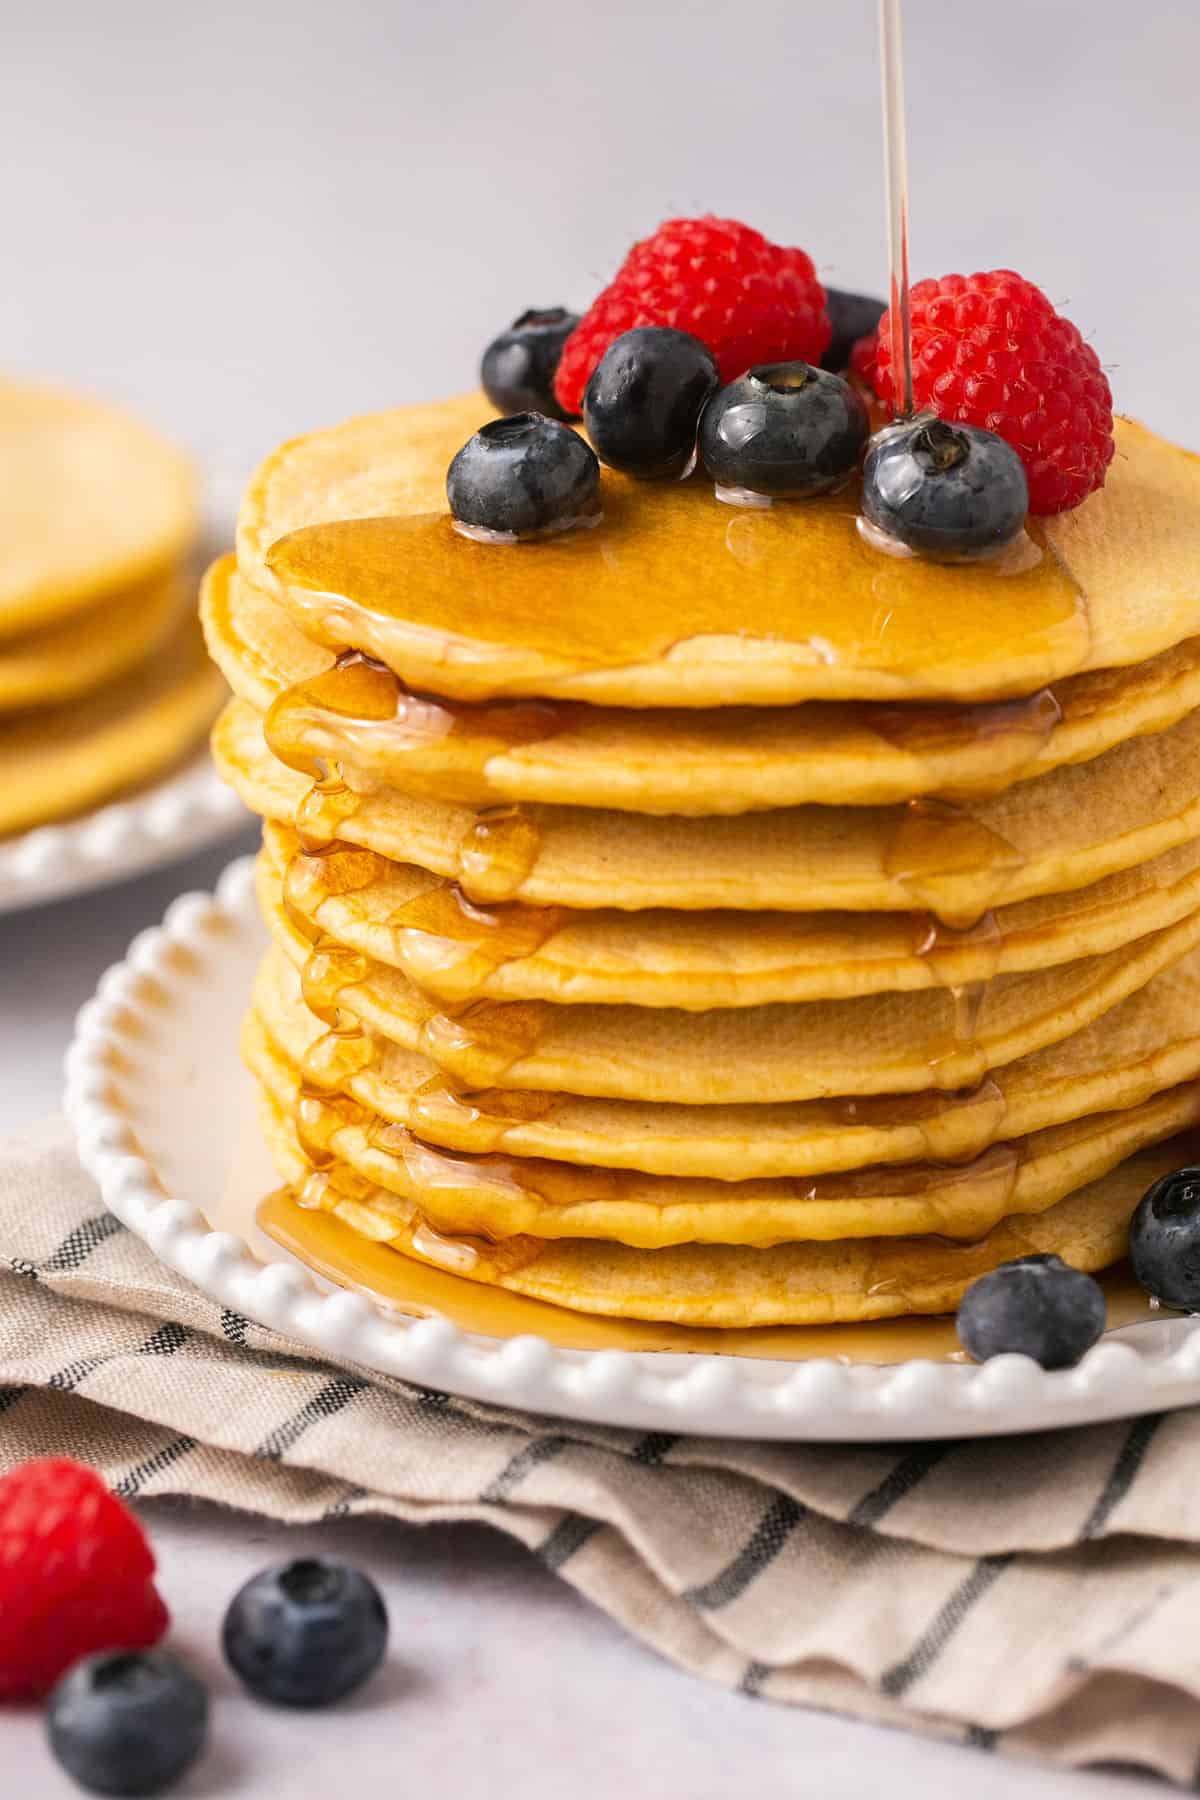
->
[480, 307, 580, 421]
[860, 413, 1028, 560]
[46, 1650, 208, 1797]
[698, 362, 869, 501]
[582, 326, 719, 480]
[956, 1254, 1106, 1369]
[222, 1557, 388, 1708]
[820, 287, 886, 373]
[1129, 1165, 1200, 1309]
[447, 413, 600, 540]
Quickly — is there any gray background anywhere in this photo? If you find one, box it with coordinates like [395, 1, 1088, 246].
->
[3, 4, 1198, 1793]
[4, 0, 1198, 533]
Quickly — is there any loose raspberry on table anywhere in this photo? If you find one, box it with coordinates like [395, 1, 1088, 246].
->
[554, 216, 830, 417]
[0, 1458, 168, 1701]
[871, 270, 1114, 515]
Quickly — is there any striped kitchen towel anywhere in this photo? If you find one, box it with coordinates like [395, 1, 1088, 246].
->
[3, 1117, 1200, 1784]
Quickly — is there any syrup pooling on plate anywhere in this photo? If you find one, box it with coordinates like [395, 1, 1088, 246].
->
[262, 476, 1093, 704]
[255, 1187, 1167, 1360]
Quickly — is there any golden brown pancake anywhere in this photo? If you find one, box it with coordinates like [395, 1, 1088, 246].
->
[240, 398, 1200, 705]
[0, 377, 196, 640]
[255, 1077, 1178, 1326]
[263, 821, 1200, 1009]
[0, 613, 225, 836]
[206, 554, 1200, 812]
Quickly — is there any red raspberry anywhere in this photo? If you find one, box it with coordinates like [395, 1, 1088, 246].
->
[872, 270, 1114, 515]
[849, 330, 878, 389]
[554, 216, 830, 417]
[0, 1459, 168, 1701]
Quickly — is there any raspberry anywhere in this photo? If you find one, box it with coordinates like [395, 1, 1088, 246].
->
[849, 330, 878, 389]
[871, 270, 1114, 515]
[0, 1459, 168, 1701]
[554, 216, 830, 417]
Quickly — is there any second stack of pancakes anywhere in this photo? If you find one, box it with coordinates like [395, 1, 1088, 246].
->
[203, 392, 1200, 1328]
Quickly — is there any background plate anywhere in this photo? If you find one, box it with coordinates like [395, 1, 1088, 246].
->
[64, 856, 1200, 1440]
[0, 754, 247, 915]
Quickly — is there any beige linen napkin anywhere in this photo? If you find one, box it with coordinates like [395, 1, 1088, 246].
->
[3, 1117, 1200, 1783]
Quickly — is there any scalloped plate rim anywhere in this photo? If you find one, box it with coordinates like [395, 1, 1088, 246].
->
[0, 753, 249, 915]
[62, 853, 1200, 1440]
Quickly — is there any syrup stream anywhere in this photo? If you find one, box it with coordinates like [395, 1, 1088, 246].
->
[879, 0, 913, 416]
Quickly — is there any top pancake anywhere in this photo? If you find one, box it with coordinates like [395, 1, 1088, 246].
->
[240, 395, 1200, 706]
[0, 378, 197, 640]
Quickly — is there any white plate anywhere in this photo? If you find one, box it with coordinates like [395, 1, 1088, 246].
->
[64, 855, 1200, 1440]
[0, 754, 248, 915]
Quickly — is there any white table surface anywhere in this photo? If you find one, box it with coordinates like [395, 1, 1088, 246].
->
[4, 0, 1199, 1787]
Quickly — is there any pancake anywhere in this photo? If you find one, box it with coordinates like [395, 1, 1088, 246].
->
[252, 941, 1200, 1178]
[216, 695, 1200, 922]
[0, 569, 184, 714]
[241, 398, 1200, 706]
[264, 822, 1200, 1010]
[259, 851, 1200, 1103]
[0, 378, 196, 640]
[255, 1079, 1179, 1324]
[207, 556, 1200, 813]
[0, 613, 226, 836]
[246, 1004, 1200, 1248]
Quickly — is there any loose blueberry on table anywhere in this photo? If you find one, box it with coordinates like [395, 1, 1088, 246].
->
[859, 414, 1029, 561]
[955, 1255, 1107, 1369]
[699, 361, 869, 502]
[447, 413, 600, 541]
[1129, 1165, 1200, 1311]
[222, 1556, 390, 1708]
[582, 325, 720, 480]
[46, 1649, 209, 1798]
[481, 307, 581, 421]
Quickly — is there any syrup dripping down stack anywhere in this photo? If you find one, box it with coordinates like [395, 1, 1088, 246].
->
[203, 391, 1200, 1327]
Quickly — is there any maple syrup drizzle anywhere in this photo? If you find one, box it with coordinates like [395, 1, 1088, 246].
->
[387, 880, 566, 1002]
[882, 796, 1027, 931]
[266, 660, 505, 1273]
[454, 804, 542, 903]
[861, 687, 1063, 792]
[265, 650, 569, 805]
[263, 477, 1093, 707]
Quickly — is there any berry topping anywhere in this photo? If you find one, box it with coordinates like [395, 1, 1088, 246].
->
[222, 1557, 389, 1708]
[956, 1254, 1106, 1369]
[820, 287, 886, 374]
[860, 413, 1028, 561]
[0, 1459, 168, 1702]
[480, 307, 581, 421]
[47, 1651, 208, 1798]
[871, 270, 1114, 514]
[447, 413, 600, 540]
[1129, 1165, 1200, 1310]
[583, 326, 719, 480]
[554, 215, 830, 417]
[699, 362, 868, 501]
[849, 330, 879, 389]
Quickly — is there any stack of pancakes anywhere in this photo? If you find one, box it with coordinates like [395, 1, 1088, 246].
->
[0, 378, 223, 836]
[205, 392, 1200, 1328]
